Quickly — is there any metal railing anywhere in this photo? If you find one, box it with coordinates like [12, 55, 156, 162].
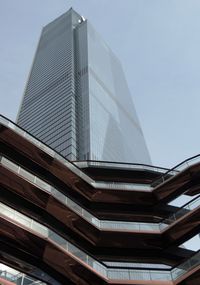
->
[160, 195, 200, 229]
[1, 115, 192, 192]
[1, 202, 200, 282]
[1, 156, 200, 233]
[91, 181, 152, 191]
[2, 115, 200, 192]
[152, 154, 200, 187]
[0, 270, 46, 285]
[74, 160, 169, 174]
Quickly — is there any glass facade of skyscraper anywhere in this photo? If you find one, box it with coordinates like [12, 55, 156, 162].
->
[17, 8, 151, 164]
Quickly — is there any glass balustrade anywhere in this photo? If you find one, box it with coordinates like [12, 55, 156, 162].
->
[104, 261, 171, 269]
[1, 202, 199, 282]
[74, 160, 168, 174]
[0, 115, 179, 191]
[152, 155, 200, 187]
[171, 251, 200, 280]
[91, 181, 152, 191]
[100, 220, 160, 231]
[2, 115, 200, 190]
[3, 114, 200, 191]
[1, 156, 200, 233]
[1, 115, 200, 283]
[161, 195, 200, 228]
[107, 269, 172, 280]
[0, 267, 49, 285]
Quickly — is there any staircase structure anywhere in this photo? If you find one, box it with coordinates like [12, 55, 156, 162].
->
[0, 115, 200, 285]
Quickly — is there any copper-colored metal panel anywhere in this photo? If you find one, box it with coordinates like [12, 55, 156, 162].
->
[80, 166, 165, 183]
[1, 166, 199, 253]
[154, 164, 200, 202]
[0, 187, 188, 265]
[163, 207, 200, 243]
[2, 126, 200, 210]
[44, 243, 107, 285]
[1, 123, 200, 285]
[1, 199, 199, 285]
[0, 171, 163, 250]
[0, 216, 106, 285]
[0, 161, 171, 221]
[0, 217, 46, 258]
[1, 128, 157, 206]
[0, 166, 49, 209]
[0, 246, 66, 285]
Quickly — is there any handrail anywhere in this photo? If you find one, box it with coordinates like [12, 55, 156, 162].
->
[1, 114, 162, 172]
[1, 115, 200, 191]
[1, 156, 200, 234]
[151, 153, 200, 187]
[160, 194, 200, 226]
[0, 270, 16, 282]
[0, 270, 44, 285]
[0, 115, 200, 191]
[0, 115, 91, 178]
[1, 202, 200, 282]
[73, 159, 169, 172]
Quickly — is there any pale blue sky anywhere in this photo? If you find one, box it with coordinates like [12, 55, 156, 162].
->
[0, 0, 200, 169]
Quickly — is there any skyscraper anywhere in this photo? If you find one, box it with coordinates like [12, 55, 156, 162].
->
[17, 8, 151, 164]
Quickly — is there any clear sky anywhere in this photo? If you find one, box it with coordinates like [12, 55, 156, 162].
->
[0, 0, 200, 169]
